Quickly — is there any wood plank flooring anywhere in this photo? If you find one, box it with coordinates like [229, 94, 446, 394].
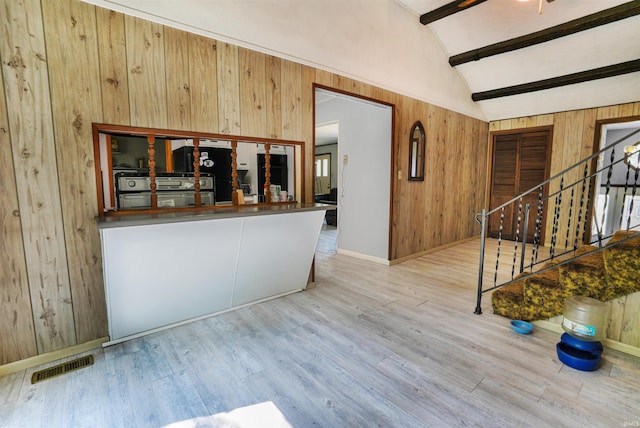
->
[1, 226, 639, 427]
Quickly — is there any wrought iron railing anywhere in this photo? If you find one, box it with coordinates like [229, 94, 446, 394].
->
[474, 127, 640, 314]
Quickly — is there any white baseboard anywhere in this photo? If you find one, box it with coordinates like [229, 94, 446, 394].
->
[336, 248, 390, 265]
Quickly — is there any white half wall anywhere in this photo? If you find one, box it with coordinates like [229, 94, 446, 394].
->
[316, 89, 392, 261]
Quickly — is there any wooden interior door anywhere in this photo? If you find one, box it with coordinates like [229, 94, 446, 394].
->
[489, 129, 551, 243]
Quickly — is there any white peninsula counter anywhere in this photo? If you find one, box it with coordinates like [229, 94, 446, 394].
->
[97, 203, 332, 345]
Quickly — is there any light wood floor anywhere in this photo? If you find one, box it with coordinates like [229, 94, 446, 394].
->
[1, 229, 638, 427]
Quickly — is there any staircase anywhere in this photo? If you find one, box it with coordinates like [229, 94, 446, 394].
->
[491, 229, 640, 322]
[475, 127, 640, 347]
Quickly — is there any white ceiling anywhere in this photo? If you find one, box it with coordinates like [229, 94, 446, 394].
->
[395, 0, 640, 119]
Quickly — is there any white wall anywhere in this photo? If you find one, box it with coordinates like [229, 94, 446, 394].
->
[316, 89, 392, 261]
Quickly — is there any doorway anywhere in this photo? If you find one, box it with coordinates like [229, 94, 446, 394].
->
[590, 118, 640, 242]
[314, 87, 393, 262]
[488, 128, 553, 243]
[315, 153, 332, 196]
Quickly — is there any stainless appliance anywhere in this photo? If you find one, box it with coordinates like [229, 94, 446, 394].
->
[115, 172, 215, 210]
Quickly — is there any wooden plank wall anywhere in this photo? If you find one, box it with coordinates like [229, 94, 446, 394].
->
[489, 103, 640, 246]
[489, 103, 640, 348]
[0, 0, 484, 365]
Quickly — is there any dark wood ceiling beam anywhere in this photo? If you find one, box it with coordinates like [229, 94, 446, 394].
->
[450, 2, 640, 67]
[471, 59, 640, 101]
[419, 0, 487, 25]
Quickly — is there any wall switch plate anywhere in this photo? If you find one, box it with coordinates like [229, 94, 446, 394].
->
[343, 154, 348, 165]
[398, 170, 402, 180]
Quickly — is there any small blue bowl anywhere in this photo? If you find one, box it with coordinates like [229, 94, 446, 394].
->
[556, 341, 601, 371]
[511, 320, 534, 334]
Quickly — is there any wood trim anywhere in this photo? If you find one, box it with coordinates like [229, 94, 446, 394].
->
[419, 0, 487, 25]
[585, 114, 640, 242]
[472, 59, 640, 101]
[165, 140, 173, 172]
[450, 2, 640, 67]
[93, 123, 304, 146]
[106, 135, 116, 208]
[312, 83, 396, 261]
[0, 337, 108, 377]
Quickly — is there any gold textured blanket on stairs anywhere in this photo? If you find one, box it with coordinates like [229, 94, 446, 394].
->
[492, 230, 640, 322]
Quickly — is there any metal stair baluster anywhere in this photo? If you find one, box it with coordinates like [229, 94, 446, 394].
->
[550, 176, 564, 260]
[620, 161, 632, 230]
[494, 207, 505, 288]
[511, 198, 523, 280]
[627, 167, 640, 231]
[581, 167, 593, 246]
[574, 164, 589, 251]
[531, 185, 544, 269]
[565, 186, 574, 250]
[600, 149, 616, 245]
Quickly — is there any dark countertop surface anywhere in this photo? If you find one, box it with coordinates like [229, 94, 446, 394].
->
[96, 203, 335, 229]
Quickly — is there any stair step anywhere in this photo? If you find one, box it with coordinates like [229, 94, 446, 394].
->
[491, 230, 640, 323]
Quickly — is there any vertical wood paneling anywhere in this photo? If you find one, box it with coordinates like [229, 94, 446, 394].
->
[281, 60, 302, 140]
[164, 26, 191, 131]
[188, 33, 218, 133]
[607, 296, 626, 342]
[125, 15, 167, 128]
[315, 69, 333, 87]
[301, 65, 316, 201]
[620, 292, 640, 347]
[596, 105, 620, 120]
[239, 47, 266, 138]
[0, 62, 36, 364]
[217, 42, 240, 135]
[265, 55, 282, 139]
[41, 0, 107, 343]
[535, 114, 554, 127]
[0, 0, 76, 353]
[95, 7, 130, 125]
[2, 0, 635, 366]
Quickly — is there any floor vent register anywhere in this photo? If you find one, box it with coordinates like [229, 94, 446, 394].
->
[31, 355, 94, 384]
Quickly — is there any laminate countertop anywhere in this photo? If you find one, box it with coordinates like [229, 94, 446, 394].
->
[96, 203, 335, 229]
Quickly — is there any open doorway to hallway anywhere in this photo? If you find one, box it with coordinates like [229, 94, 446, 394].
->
[314, 87, 393, 263]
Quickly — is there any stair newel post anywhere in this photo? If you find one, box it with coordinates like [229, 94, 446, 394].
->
[520, 203, 530, 274]
[475, 209, 487, 315]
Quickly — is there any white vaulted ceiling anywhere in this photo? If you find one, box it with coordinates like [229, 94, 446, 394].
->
[396, 0, 640, 119]
[82, 0, 640, 121]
